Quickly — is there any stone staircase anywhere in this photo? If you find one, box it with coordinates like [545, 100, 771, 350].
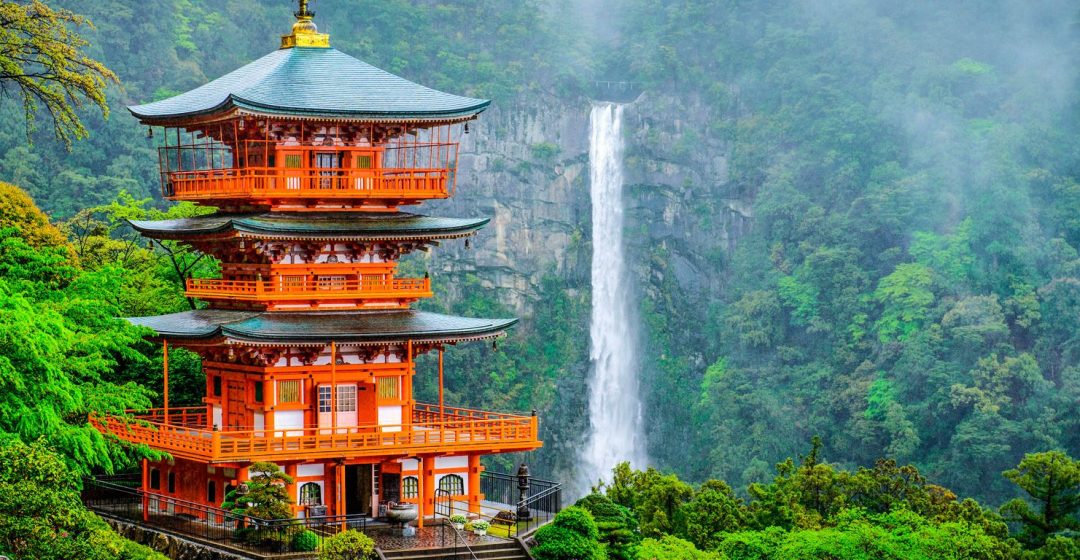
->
[380, 540, 531, 560]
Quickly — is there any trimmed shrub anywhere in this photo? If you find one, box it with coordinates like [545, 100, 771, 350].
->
[318, 530, 376, 560]
[291, 529, 319, 552]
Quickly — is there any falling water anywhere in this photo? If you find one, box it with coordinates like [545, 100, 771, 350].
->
[579, 103, 647, 495]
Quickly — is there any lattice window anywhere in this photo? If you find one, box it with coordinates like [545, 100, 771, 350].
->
[337, 385, 357, 412]
[299, 482, 322, 506]
[355, 155, 373, 169]
[279, 380, 301, 403]
[282, 275, 306, 289]
[284, 154, 302, 168]
[438, 474, 465, 495]
[377, 377, 399, 400]
[317, 275, 346, 290]
[318, 385, 332, 413]
[402, 476, 419, 499]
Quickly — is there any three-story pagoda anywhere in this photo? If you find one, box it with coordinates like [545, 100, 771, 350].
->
[92, 3, 542, 523]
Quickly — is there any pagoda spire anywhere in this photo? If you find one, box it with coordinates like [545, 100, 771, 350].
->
[281, 0, 329, 49]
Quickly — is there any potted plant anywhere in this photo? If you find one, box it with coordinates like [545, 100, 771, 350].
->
[472, 520, 490, 536]
[450, 514, 467, 530]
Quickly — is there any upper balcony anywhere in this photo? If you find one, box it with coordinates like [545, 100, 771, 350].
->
[185, 276, 432, 309]
[90, 403, 541, 463]
[157, 135, 459, 207]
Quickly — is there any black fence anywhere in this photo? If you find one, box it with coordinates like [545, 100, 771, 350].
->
[82, 478, 367, 556]
[477, 471, 562, 536]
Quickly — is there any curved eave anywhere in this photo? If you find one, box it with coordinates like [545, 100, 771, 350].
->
[126, 310, 517, 346]
[127, 214, 491, 241]
[128, 96, 490, 126]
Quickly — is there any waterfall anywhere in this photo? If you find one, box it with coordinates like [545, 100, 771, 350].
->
[579, 103, 647, 495]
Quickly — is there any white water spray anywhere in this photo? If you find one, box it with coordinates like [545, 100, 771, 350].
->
[579, 103, 647, 494]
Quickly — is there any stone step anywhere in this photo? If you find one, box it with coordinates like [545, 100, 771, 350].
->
[382, 542, 528, 560]
[385, 554, 526, 560]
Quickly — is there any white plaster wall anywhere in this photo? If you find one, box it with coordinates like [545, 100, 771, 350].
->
[297, 464, 325, 477]
[378, 406, 402, 431]
[275, 410, 304, 436]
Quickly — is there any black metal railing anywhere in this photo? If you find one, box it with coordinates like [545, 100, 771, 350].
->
[474, 471, 562, 536]
[82, 478, 367, 555]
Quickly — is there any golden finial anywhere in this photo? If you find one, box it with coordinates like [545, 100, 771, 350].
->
[295, 0, 313, 19]
[281, 0, 330, 49]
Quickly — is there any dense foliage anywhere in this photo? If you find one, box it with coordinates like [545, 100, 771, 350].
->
[601, 0, 1080, 509]
[0, 439, 166, 560]
[561, 449, 1080, 559]
[318, 529, 376, 560]
[1, 0, 1079, 549]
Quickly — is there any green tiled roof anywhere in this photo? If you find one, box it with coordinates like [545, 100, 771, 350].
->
[129, 212, 489, 240]
[128, 310, 516, 345]
[128, 47, 490, 123]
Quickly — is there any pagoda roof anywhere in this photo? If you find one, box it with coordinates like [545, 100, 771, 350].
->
[128, 47, 490, 124]
[129, 309, 516, 346]
[129, 212, 489, 241]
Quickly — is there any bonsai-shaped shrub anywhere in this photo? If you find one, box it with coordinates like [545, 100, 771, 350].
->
[577, 493, 641, 560]
[221, 461, 295, 547]
[318, 530, 376, 560]
[291, 529, 320, 552]
[532, 506, 604, 560]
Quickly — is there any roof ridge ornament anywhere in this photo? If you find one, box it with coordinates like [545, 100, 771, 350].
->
[281, 0, 329, 49]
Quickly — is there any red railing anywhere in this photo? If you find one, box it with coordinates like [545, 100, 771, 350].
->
[184, 277, 432, 302]
[91, 403, 540, 462]
[164, 167, 450, 200]
[158, 141, 459, 202]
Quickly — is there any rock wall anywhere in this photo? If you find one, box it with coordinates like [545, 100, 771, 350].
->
[421, 90, 754, 476]
[105, 517, 258, 560]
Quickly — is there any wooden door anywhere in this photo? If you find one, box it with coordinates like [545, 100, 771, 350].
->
[357, 382, 377, 425]
[226, 380, 247, 430]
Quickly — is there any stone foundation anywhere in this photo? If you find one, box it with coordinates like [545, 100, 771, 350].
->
[103, 517, 265, 560]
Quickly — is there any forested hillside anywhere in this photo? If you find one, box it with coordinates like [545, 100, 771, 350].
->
[1, 0, 1079, 525]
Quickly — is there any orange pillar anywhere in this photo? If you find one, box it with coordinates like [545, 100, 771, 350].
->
[331, 341, 338, 431]
[468, 454, 483, 514]
[336, 462, 346, 518]
[141, 458, 150, 521]
[285, 464, 298, 515]
[438, 348, 444, 429]
[422, 455, 436, 524]
[416, 456, 426, 528]
[162, 339, 169, 425]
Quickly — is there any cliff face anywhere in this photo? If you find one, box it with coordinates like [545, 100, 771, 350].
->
[426, 94, 594, 311]
[422, 91, 755, 477]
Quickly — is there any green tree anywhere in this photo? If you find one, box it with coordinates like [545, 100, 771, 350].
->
[0, 218, 153, 475]
[1000, 451, 1080, 547]
[873, 263, 934, 342]
[678, 480, 747, 550]
[0, 0, 118, 145]
[0, 179, 68, 250]
[0, 438, 166, 560]
[532, 506, 606, 560]
[576, 493, 641, 560]
[637, 535, 721, 560]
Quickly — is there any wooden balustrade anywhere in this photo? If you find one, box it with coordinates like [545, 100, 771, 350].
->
[90, 403, 540, 462]
[163, 167, 451, 200]
[185, 276, 432, 302]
